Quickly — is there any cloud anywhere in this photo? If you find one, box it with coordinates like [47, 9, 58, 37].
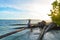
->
[0, 0, 33, 19]
[0, 11, 33, 19]
[0, 0, 32, 4]
[0, 7, 29, 12]
[0, 0, 54, 20]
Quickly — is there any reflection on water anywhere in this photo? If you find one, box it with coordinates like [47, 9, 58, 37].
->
[43, 30, 60, 40]
[0, 29, 30, 40]
[0, 20, 40, 40]
[0, 20, 60, 40]
[0, 26, 60, 40]
[0, 27, 39, 40]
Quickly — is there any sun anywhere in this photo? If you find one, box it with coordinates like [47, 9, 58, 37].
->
[29, 4, 51, 20]
[28, 0, 55, 22]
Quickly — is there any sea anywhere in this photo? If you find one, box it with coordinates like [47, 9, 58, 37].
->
[0, 19, 60, 40]
[0, 19, 40, 40]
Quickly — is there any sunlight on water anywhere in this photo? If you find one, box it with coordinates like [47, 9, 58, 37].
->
[0, 20, 60, 40]
[0, 29, 30, 40]
[43, 30, 60, 40]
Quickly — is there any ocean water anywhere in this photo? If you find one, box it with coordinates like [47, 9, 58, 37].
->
[43, 30, 60, 40]
[0, 20, 28, 26]
[0, 20, 40, 40]
[0, 20, 60, 40]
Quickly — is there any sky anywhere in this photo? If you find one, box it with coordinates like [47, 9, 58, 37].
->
[0, 0, 55, 21]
